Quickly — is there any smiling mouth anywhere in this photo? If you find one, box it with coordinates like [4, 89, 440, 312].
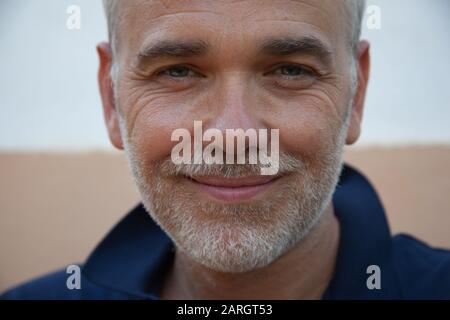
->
[185, 174, 282, 203]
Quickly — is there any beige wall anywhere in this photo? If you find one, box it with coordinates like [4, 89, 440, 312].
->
[1, 146, 450, 292]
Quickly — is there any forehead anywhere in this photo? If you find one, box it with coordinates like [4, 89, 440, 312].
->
[115, 0, 348, 58]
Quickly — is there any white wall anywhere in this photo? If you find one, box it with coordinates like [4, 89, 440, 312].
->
[0, 0, 449, 150]
[361, 0, 450, 145]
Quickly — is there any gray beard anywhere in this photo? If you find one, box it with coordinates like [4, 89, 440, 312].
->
[120, 113, 349, 273]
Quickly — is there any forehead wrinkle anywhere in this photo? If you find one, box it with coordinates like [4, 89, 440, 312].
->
[117, 1, 222, 50]
[120, 0, 342, 28]
[133, 0, 222, 21]
[113, 0, 352, 68]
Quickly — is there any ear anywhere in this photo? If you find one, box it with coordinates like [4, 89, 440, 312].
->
[97, 42, 124, 150]
[345, 40, 370, 145]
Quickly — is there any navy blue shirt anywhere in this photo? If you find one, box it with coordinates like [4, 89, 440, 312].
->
[2, 165, 450, 299]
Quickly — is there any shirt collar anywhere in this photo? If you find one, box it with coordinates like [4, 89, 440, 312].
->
[82, 164, 400, 299]
[82, 203, 174, 299]
[323, 165, 401, 299]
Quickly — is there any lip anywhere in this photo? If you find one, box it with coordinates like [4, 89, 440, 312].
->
[185, 175, 281, 203]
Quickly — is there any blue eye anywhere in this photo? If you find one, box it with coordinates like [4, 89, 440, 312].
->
[277, 65, 315, 77]
[160, 66, 193, 78]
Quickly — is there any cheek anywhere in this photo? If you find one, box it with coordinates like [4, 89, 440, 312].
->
[120, 82, 201, 164]
[266, 95, 344, 165]
[125, 107, 185, 166]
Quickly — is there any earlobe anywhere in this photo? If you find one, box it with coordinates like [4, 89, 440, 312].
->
[97, 42, 124, 150]
[346, 40, 370, 145]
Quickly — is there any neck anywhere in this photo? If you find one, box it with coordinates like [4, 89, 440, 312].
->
[160, 203, 340, 300]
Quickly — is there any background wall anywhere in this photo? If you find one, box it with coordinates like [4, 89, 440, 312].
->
[1, 0, 450, 150]
[0, 0, 449, 292]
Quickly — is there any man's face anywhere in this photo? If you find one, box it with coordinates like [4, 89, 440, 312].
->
[100, 0, 366, 272]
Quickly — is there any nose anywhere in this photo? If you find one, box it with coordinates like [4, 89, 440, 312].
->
[203, 72, 266, 156]
[209, 73, 262, 130]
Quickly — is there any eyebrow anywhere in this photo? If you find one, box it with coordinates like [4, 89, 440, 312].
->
[135, 36, 333, 67]
[259, 36, 333, 66]
[137, 40, 209, 60]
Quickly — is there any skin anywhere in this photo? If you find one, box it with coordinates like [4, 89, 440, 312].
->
[97, 0, 370, 299]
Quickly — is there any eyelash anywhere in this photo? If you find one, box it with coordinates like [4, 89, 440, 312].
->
[155, 63, 319, 81]
[156, 65, 201, 80]
[267, 64, 319, 79]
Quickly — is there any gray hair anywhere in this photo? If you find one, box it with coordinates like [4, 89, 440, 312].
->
[103, 0, 119, 59]
[345, 0, 367, 94]
[345, 0, 366, 56]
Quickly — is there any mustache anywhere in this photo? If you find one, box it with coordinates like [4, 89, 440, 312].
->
[157, 150, 306, 178]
